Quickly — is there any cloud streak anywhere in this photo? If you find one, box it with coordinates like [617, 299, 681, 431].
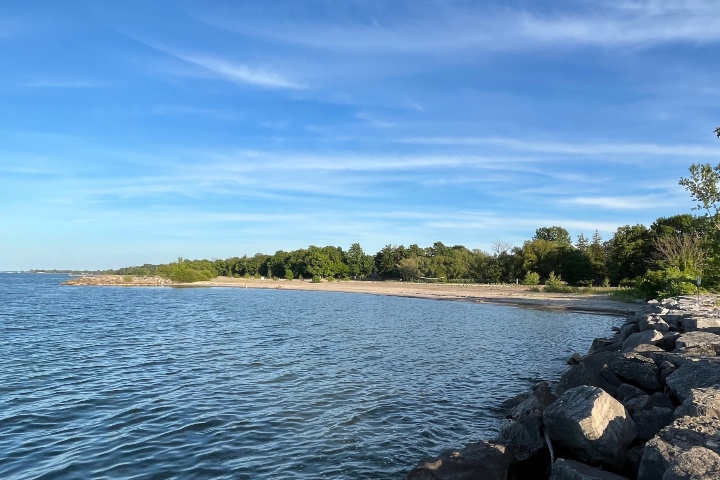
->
[205, 1, 720, 55]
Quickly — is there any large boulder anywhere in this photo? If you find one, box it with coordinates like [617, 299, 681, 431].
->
[637, 416, 720, 480]
[662, 446, 720, 480]
[674, 332, 720, 356]
[610, 353, 661, 392]
[550, 458, 630, 480]
[499, 382, 556, 461]
[406, 441, 513, 480]
[557, 351, 623, 397]
[666, 360, 720, 403]
[543, 386, 637, 469]
[675, 387, 720, 419]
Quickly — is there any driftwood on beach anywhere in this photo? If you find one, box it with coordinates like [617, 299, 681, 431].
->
[407, 296, 720, 480]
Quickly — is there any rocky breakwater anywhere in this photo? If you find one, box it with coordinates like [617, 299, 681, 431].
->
[407, 295, 720, 480]
[64, 275, 172, 286]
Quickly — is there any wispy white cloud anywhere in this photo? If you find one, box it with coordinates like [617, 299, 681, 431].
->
[170, 52, 305, 89]
[132, 35, 305, 90]
[566, 194, 680, 210]
[395, 136, 720, 157]
[205, 1, 720, 55]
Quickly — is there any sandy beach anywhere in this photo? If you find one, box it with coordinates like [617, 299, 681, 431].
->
[65, 275, 633, 315]
[194, 277, 632, 315]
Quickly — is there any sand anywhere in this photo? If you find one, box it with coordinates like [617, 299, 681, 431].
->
[64, 275, 634, 315]
[196, 277, 632, 315]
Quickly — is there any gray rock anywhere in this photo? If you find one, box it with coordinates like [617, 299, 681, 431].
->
[640, 315, 670, 333]
[664, 315, 686, 331]
[557, 352, 623, 397]
[666, 360, 720, 403]
[682, 317, 720, 334]
[674, 331, 720, 356]
[499, 381, 557, 461]
[633, 407, 676, 441]
[675, 387, 720, 419]
[551, 458, 630, 480]
[637, 416, 720, 480]
[544, 386, 637, 469]
[619, 323, 640, 341]
[623, 330, 665, 352]
[568, 352, 584, 365]
[662, 446, 720, 480]
[610, 353, 661, 391]
[617, 383, 647, 403]
[406, 441, 513, 480]
[498, 415, 545, 462]
[588, 338, 621, 355]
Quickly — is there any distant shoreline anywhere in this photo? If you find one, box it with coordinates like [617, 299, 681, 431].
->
[64, 275, 630, 315]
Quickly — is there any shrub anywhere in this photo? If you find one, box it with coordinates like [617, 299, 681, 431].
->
[523, 271, 540, 286]
[638, 268, 700, 300]
[285, 269, 294, 281]
[311, 275, 321, 283]
[544, 271, 574, 293]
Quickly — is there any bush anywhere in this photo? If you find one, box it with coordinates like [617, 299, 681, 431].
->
[285, 268, 294, 281]
[523, 271, 540, 286]
[638, 268, 700, 300]
[544, 271, 574, 293]
[311, 275, 321, 283]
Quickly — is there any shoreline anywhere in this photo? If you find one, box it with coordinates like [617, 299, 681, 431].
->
[64, 275, 631, 315]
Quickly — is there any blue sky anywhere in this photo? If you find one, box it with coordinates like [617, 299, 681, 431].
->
[1, 0, 719, 270]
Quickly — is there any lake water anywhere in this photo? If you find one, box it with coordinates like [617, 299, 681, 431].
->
[0, 274, 620, 479]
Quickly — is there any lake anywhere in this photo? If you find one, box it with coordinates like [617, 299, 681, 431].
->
[0, 274, 620, 479]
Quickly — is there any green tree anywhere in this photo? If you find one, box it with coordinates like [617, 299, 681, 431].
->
[533, 226, 571, 245]
[347, 243, 374, 278]
[605, 225, 652, 284]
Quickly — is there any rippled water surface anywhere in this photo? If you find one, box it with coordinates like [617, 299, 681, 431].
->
[0, 274, 621, 479]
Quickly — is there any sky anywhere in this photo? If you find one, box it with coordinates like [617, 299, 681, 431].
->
[1, 0, 719, 271]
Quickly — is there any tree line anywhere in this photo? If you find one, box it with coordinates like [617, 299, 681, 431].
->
[114, 129, 720, 299]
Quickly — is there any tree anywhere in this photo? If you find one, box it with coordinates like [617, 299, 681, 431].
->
[533, 226, 571, 245]
[575, 233, 589, 252]
[397, 256, 421, 281]
[678, 129, 720, 229]
[605, 225, 652, 284]
[679, 164, 720, 230]
[347, 243, 374, 278]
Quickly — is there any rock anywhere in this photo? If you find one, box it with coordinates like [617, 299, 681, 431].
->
[568, 352, 584, 365]
[544, 386, 637, 469]
[662, 446, 720, 480]
[674, 332, 720, 356]
[637, 416, 720, 480]
[610, 353, 661, 392]
[658, 333, 681, 352]
[406, 441, 513, 480]
[639, 315, 670, 333]
[499, 382, 557, 462]
[675, 387, 720, 419]
[550, 458, 630, 479]
[633, 407, 676, 441]
[619, 323, 640, 341]
[588, 338, 620, 355]
[666, 360, 720, 403]
[617, 383, 647, 403]
[682, 317, 720, 334]
[557, 352, 622, 397]
[622, 330, 665, 352]
[664, 315, 686, 331]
